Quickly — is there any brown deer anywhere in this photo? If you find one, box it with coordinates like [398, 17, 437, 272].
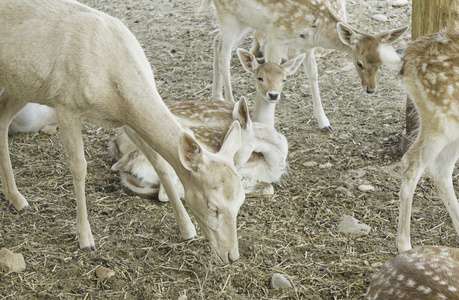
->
[200, 0, 408, 131]
[0, 0, 245, 264]
[365, 246, 459, 300]
[396, 29, 459, 254]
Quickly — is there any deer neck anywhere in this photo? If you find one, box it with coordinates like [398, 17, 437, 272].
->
[251, 91, 276, 128]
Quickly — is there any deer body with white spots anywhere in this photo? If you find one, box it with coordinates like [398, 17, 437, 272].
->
[200, 0, 408, 130]
[365, 246, 459, 300]
[110, 97, 289, 199]
[0, 0, 245, 264]
[396, 29, 459, 254]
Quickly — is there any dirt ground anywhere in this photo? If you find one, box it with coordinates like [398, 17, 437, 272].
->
[2, 0, 459, 299]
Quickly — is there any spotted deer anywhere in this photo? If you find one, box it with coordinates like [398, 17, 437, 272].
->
[396, 29, 459, 254]
[0, 0, 245, 264]
[109, 97, 289, 200]
[365, 246, 459, 300]
[200, 0, 408, 131]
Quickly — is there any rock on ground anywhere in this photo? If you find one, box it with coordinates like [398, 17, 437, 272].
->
[0, 248, 26, 273]
[338, 215, 372, 237]
[271, 273, 292, 289]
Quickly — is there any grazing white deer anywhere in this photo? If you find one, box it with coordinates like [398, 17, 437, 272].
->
[0, 0, 245, 264]
[365, 246, 459, 300]
[8, 103, 56, 135]
[396, 29, 459, 254]
[200, 0, 408, 130]
[109, 97, 288, 199]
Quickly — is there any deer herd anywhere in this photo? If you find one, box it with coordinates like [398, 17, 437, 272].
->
[0, 0, 458, 297]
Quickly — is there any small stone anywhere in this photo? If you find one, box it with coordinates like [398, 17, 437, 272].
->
[358, 184, 375, 192]
[392, 0, 408, 7]
[372, 14, 388, 22]
[271, 273, 292, 289]
[177, 295, 188, 300]
[0, 248, 26, 273]
[338, 215, 371, 237]
[288, 151, 300, 159]
[95, 267, 115, 279]
[319, 162, 332, 169]
[303, 161, 318, 167]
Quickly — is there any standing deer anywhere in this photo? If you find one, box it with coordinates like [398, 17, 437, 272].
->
[396, 29, 459, 253]
[0, 0, 245, 264]
[200, 0, 408, 131]
[365, 246, 459, 300]
[109, 97, 289, 200]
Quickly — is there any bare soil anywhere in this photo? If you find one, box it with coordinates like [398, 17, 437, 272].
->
[2, 0, 458, 299]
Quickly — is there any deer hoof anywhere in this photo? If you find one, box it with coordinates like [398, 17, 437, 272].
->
[20, 205, 33, 212]
[321, 126, 333, 132]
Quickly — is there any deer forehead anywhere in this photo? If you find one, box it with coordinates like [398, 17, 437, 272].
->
[355, 37, 382, 65]
[256, 63, 285, 81]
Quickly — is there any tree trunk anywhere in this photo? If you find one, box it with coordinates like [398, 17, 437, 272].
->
[401, 0, 459, 154]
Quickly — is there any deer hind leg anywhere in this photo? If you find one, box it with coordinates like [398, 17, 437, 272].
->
[0, 90, 29, 211]
[123, 126, 197, 240]
[397, 132, 447, 252]
[302, 49, 331, 131]
[56, 111, 95, 251]
[213, 21, 248, 103]
[428, 138, 459, 237]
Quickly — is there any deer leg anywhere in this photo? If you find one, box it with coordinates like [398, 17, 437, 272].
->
[302, 49, 331, 131]
[429, 139, 459, 237]
[215, 23, 248, 103]
[0, 91, 29, 211]
[212, 34, 224, 101]
[56, 111, 95, 251]
[123, 126, 197, 240]
[397, 134, 447, 252]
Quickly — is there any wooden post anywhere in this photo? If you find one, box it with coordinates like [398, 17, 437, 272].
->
[401, 0, 459, 154]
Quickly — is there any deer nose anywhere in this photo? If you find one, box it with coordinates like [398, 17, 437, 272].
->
[268, 92, 280, 100]
[228, 253, 238, 264]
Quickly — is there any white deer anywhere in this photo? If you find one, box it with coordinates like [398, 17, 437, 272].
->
[200, 0, 408, 131]
[365, 246, 459, 300]
[8, 103, 56, 135]
[109, 97, 289, 199]
[396, 29, 459, 253]
[0, 0, 245, 264]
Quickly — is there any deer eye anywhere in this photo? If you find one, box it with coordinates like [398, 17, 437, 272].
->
[257, 77, 263, 82]
[357, 60, 364, 69]
[207, 202, 218, 217]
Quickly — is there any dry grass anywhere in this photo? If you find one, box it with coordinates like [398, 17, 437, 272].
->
[2, 0, 459, 299]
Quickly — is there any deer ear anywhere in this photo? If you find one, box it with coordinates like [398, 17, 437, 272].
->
[379, 26, 408, 44]
[337, 22, 358, 46]
[282, 53, 306, 76]
[237, 48, 259, 74]
[220, 121, 241, 160]
[232, 97, 252, 130]
[178, 132, 204, 172]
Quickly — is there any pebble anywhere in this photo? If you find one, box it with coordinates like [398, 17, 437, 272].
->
[372, 14, 388, 22]
[338, 215, 371, 237]
[319, 162, 332, 169]
[392, 0, 408, 7]
[358, 184, 375, 192]
[271, 273, 292, 289]
[0, 248, 26, 273]
[95, 267, 116, 279]
[303, 161, 318, 167]
[177, 295, 188, 300]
